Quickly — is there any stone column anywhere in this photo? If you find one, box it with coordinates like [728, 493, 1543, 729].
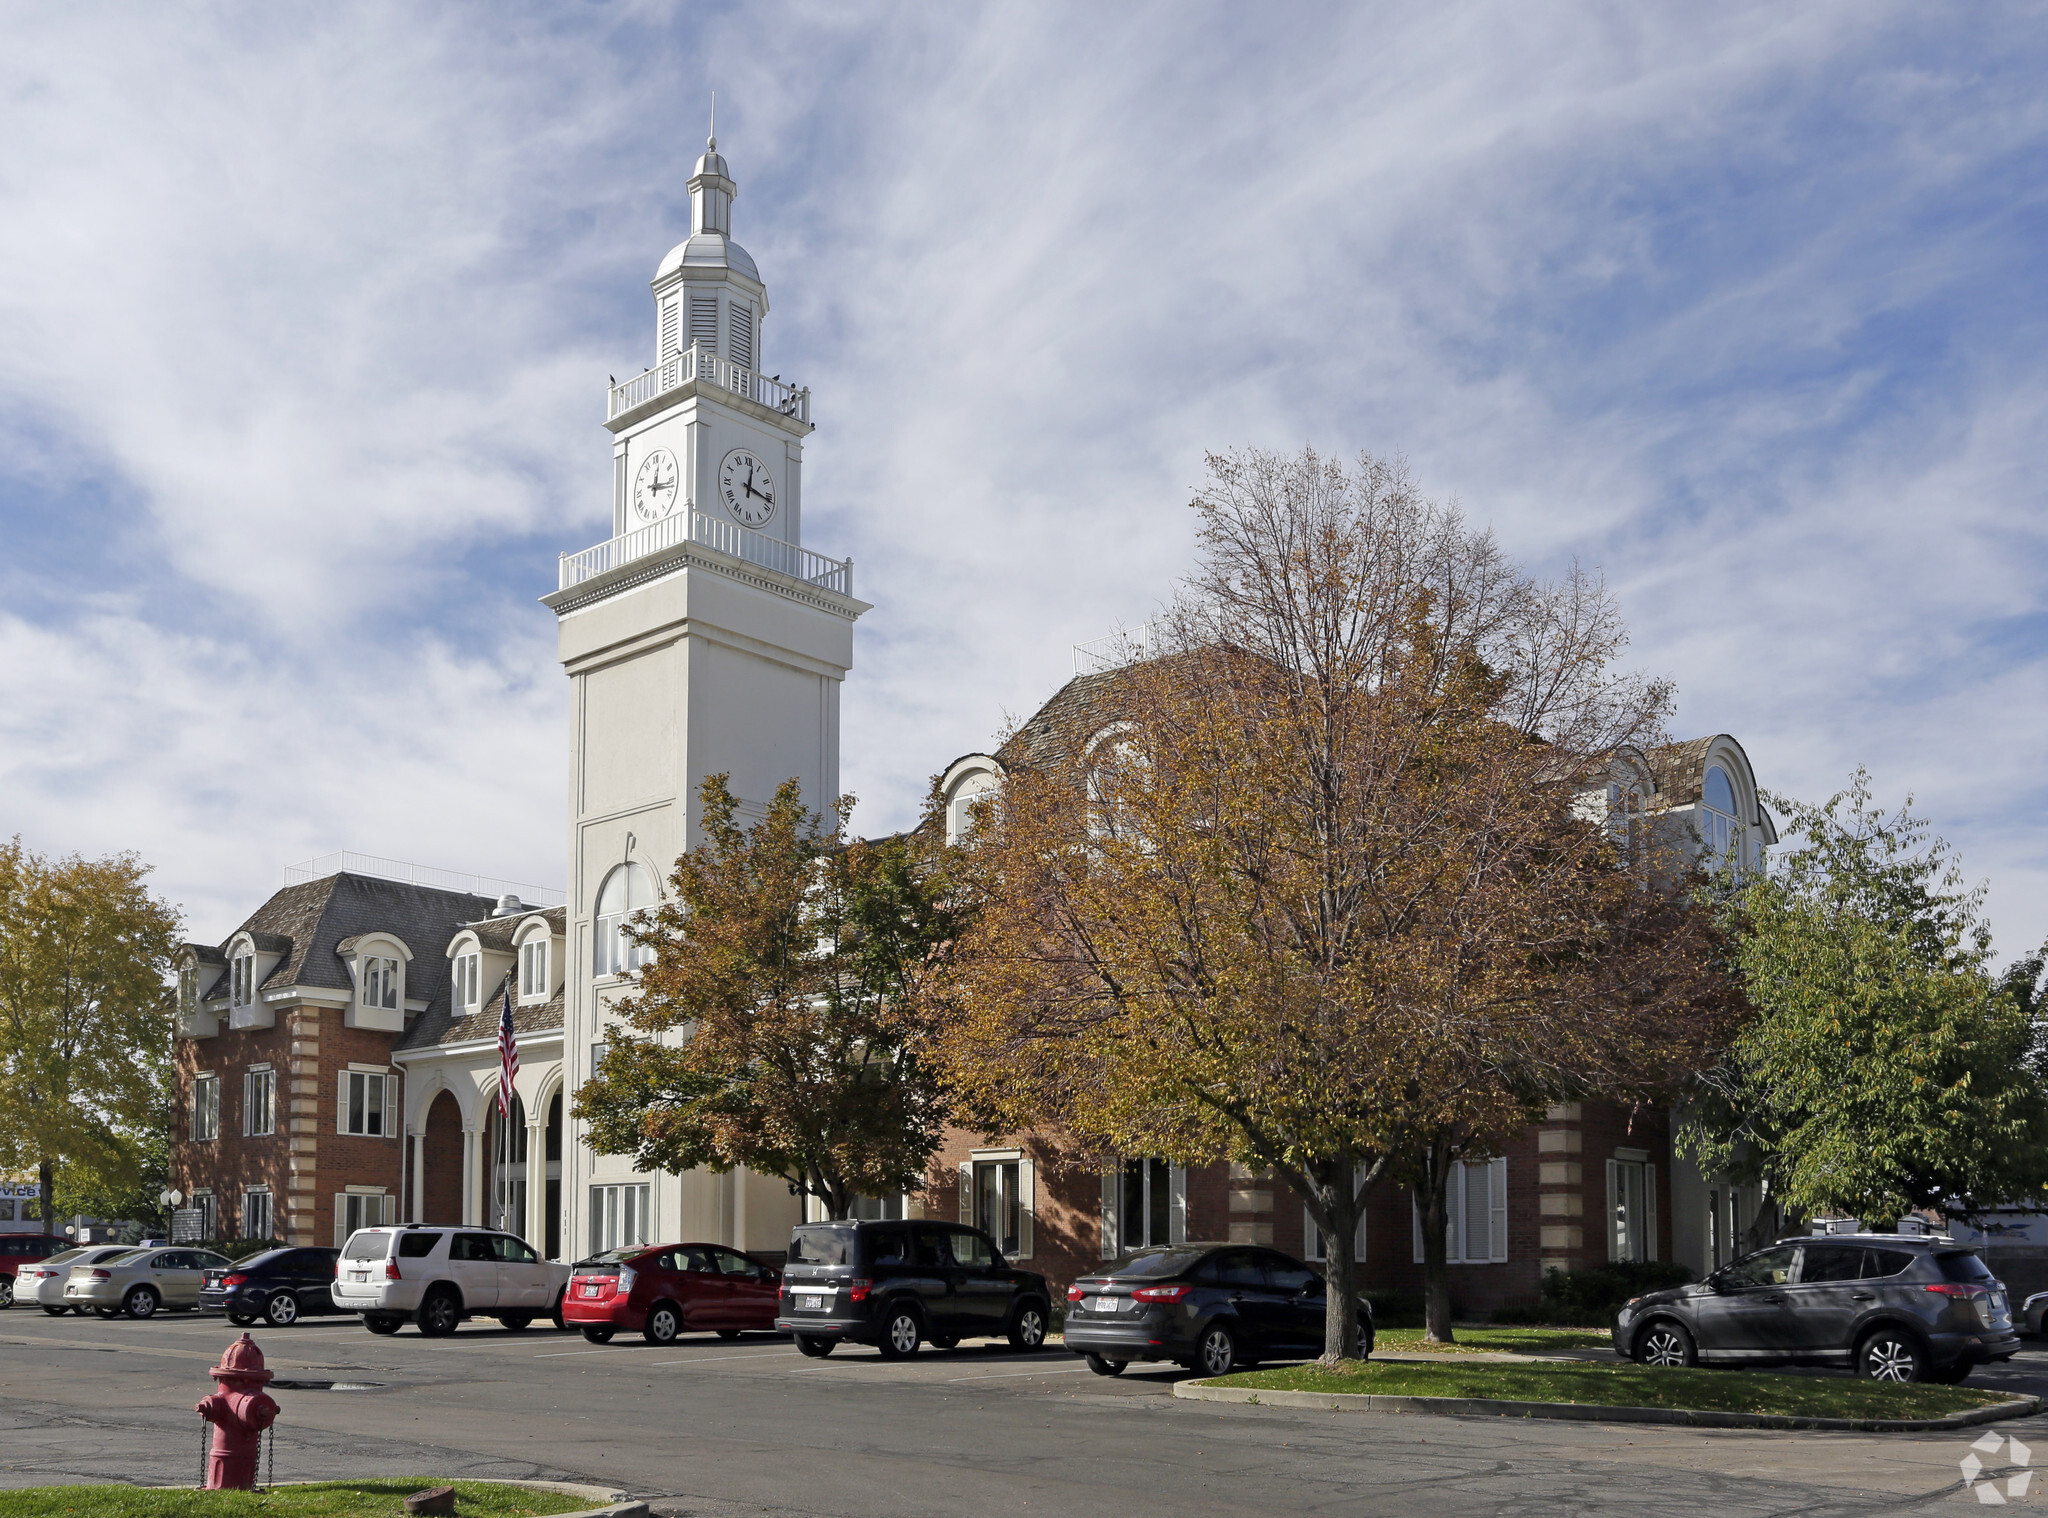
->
[410, 1127, 428, 1224]
[461, 1129, 480, 1226]
[524, 1115, 545, 1245]
[1538, 1103, 1586, 1278]
[285, 1010, 322, 1246]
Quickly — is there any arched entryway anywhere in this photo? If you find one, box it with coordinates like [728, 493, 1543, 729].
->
[544, 1091, 563, 1259]
[421, 1090, 463, 1225]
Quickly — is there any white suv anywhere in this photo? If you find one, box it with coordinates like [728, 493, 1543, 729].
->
[332, 1226, 571, 1336]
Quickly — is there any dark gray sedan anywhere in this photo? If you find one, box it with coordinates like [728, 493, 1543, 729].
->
[1615, 1235, 2018, 1382]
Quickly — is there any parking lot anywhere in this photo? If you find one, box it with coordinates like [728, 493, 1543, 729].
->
[4, 1309, 2047, 1515]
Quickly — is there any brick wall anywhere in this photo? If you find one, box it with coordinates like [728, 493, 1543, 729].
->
[174, 1018, 293, 1238]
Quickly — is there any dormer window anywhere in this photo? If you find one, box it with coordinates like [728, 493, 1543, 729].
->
[1701, 764, 1745, 873]
[520, 938, 549, 1000]
[178, 962, 198, 1016]
[361, 956, 400, 1011]
[230, 952, 255, 1008]
[452, 951, 481, 1012]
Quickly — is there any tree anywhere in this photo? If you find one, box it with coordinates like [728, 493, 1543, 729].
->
[574, 776, 967, 1220]
[937, 448, 1728, 1355]
[1684, 773, 2048, 1224]
[0, 839, 182, 1231]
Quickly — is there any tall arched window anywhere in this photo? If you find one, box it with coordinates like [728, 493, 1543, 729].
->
[594, 862, 659, 976]
[1701, 765, 1744, 872]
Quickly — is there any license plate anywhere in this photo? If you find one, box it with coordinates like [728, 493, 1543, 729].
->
[349, 1271, 369, 1281]
[1094, 1296, 1121, 1312]
[582, 1284, 602, 1297]
[797, 1293, 826, 1311]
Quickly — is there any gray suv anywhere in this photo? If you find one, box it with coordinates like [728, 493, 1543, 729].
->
[1615, 1234, 2019, 1382]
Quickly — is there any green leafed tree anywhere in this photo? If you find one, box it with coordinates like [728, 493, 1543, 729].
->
[0, 838, 182, 1234]
[573, 776, 967, 1220]
[1685, 773, 2048, 1225]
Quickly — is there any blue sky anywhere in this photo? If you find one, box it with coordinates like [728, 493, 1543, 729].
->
[3, 1, 2047, 952]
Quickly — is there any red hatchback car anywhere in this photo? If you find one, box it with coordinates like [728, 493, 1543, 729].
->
[564, 1242, 783, 1345]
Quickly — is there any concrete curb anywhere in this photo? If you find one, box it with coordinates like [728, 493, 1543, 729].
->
[1172, 1379, 2046, 1432]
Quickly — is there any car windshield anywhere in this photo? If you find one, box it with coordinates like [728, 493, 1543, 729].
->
[342, 1231, 391, 1261]
[786, 1226, 856, 1266]
[1936, 1251, 1995, 1283]
[1111, 1250, 1203, 1279]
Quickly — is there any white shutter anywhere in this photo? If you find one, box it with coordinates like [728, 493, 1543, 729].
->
[1489, 1158, 1509, 1263]
[338, 1070, 351, 1136]
[383, 1071, 399, 1140]
[689, 295, 719, 351]
[242, 1071, 254, 1136]
[1461, 1162, 1490, 1263]
[1169, 1165, 1188, 1245]
[958, 1161, 972, 1226]
[1017, 1157, 1034, 1260]
[730, 304, 754, 370]
[1605, 1158, 1621, 1262]
[1101, 1168, 1119, 1258]
[334, 1195, 348, 1249]
[1645, 1163, 1659, 1263]
[659, 297, 679, 357]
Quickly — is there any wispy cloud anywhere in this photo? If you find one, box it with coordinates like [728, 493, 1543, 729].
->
[3, 2, 2045, 948]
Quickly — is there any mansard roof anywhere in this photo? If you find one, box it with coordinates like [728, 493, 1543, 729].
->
[394, 966, 565, 1052]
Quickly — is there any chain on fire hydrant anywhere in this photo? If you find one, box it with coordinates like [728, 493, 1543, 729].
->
[195, 1332, 279, 1491]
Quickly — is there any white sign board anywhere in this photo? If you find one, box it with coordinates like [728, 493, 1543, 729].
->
[1945, 1212, 2048, 1249]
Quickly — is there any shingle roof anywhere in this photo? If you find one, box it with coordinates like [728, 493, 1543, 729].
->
[996, 668, 1132, 771]
[394, 967, 565, 1051]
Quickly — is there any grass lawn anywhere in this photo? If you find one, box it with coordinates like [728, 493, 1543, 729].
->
[0, 1479, 597, 1518]
[1209, 1359, 2014, 1420]
[1375, 1326, 1610, 1354]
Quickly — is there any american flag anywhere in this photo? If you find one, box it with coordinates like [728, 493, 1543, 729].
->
[496, 984, 519, 1118]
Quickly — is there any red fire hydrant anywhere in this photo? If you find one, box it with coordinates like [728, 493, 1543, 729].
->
[195, 1333, 279, 1490]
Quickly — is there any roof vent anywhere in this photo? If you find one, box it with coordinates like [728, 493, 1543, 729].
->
[491, 893, 526, 918]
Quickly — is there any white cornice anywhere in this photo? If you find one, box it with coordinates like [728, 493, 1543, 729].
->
[543, 537, 869, 623]
[392, 1030, 564, 1064]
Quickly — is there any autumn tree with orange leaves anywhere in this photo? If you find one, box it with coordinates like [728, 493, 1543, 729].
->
[936, 449, 1733, 1357]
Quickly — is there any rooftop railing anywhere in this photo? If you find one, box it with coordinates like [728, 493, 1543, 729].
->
[283, 852, 566, 907]
[559, 509, 853, 597]
[608, 344, 810, 424]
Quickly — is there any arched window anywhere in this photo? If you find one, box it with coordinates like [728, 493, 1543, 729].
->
[1701, 764, 1744, 872]
[947, 775, 999, 845]
[594, 862, 659, 977]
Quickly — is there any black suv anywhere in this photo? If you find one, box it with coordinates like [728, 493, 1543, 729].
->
[1065, 1245, 1373, 1377]
[1615, 1234, 2019, 1382]
[200, 1247, 344, 1326]
[776, 1219, 1053, 1359]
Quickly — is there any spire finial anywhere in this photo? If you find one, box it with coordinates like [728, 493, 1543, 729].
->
[708, 91, 716, 152]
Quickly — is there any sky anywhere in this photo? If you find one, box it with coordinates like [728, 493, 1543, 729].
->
[3, 2, 2047, 952]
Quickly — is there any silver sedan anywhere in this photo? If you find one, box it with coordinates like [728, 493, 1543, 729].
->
[64, 1247, 232, 1319]
[15, 1247, 134, 1314]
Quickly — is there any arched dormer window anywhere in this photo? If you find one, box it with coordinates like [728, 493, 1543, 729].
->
[595, 862, 659, 977]
[518, 921, 552, 1003]
[947, 773, 1000, 844]
[1701, 764, 1745, 873]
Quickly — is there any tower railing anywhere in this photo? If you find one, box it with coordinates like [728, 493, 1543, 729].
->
[608, 343, 810, 424]
[559, 510, 852, 596]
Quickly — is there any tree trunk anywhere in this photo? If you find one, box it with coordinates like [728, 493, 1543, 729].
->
[1417, 1139, 1456, 1344]
[1316, 1181, 1365, 1363]
[39, 1157, 56, 1232]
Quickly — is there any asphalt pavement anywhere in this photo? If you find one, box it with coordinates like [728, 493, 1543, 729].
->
[3, 1308, 2044, 1516]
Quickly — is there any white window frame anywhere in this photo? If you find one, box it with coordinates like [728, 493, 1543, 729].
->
[338, 1067, 397, 1138]
[190, 1073, 220, 1141]
[178, 962, 199, 1016]
[959, 1149, 1035, 1260]
[361, 955, 400, 1011]
[242, 1186, 273, 1241]
[335, 1190, 392, 1247]
[243, 1065, 275, 1137]
[230, 953, 254, 1008]
[191, 1190, 216, 1241]
[1412, 1157, 1510, 1265]
[1099, 1156, 1184, 1257]
[451, 952, 480, 1013]
[589, 1183, 651, 1255]
[593, 864, 657, 978]
[1607, 1153, 1659, 1263]
[520, 938, 549, 1001]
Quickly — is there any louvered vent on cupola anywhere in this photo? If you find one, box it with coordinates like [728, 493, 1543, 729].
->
[658, 297, 679, 358]
[689, 295, 719, 353]
[730, 305, 755, 370]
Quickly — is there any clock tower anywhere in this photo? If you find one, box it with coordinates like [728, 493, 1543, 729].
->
[543, 135, 869, 1260]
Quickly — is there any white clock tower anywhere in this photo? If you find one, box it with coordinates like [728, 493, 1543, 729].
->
[543, 135, 869, 1260]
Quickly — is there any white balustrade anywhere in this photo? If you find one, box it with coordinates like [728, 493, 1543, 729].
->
[559, 510, 852, 596]
[608, 344, 810, 424]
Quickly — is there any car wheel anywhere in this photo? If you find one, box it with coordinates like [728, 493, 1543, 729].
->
[794, 1333, 835, 1358]
[0, 1276, 13, 1308]
[1196, 1324, 1238, 1378]
[642, 1303, 682, 1346]
[550, 1291, 567, 1332]
[229, 1312, 258, 1328]
[1084, 1352, 1126, 1377]
[264, 1292, 301, 1328]
[497, 1314, 533, 1332]
[364, 1315, 403, 1335]
[1858, 1327, 1927, 1382]
[1633, 1320, 1697, 1369]
[123, 1286, 160, 1320]
[581, 1326, 616, 1345]
[416, 1290, 461, 1337]
[1007, 1303, 1049, 1352]
[877, 1306, 922, 1360]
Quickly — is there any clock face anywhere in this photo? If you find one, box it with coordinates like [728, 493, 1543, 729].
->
[719, 448, 777, 528]
[633, 447, 680, 524]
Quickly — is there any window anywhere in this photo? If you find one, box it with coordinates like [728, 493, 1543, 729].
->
[1720, 1244, 1795, 1288]
[1102, 1157, 1180, 1256]
[451, 951, 480, 1013]
[230, 953, 255, 1007]
[520, 938, 549, 999]
[974, 1161, 1020, 1256]
[730, 303, 754, 369]
[243, 1067, 275, 1137]
[178, 962, 199, 1016]
[849, 1193, 905, 1221]
[191, 1191, 216, 1241]
[335, 1192, 392, 1247]
[593, 863, 657, 977]
[947, 777, 998, 844]
[339, 1069, 396, 1137]
[947, 1227, 995, 1267]
[589, 1183, 650, 1255]
[1199, 1249, 1267, 1288]
[1607, 1155, 1658, 1263]
[242, 1188, 273, 1241]
[362, 956, 399, 1010]
[1413, 1158, 1509, 1265]
[190, 1074, 220, 1141]
[1700, 765, 1745, 873]
[1306, 1167, 1369, 1263]
[688, 294, 718, 352]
